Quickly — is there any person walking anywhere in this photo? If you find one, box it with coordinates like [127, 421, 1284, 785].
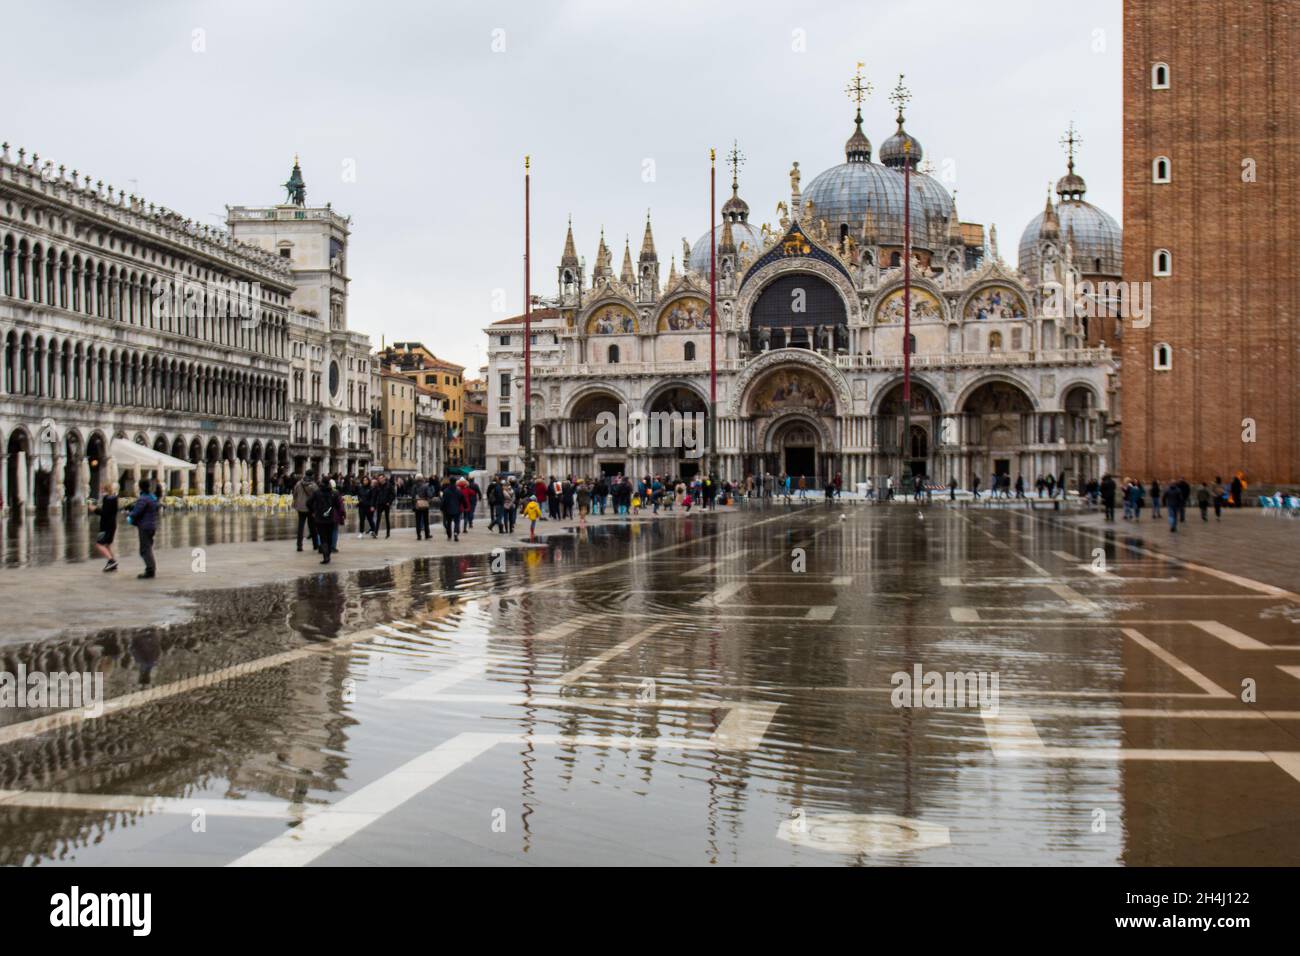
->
[500, 477, 517, 534]
[949, 476, 958, 501]
[412, 475, 432, 540]
[1176, 477, 1191, 523]
[311, 478, 341, 563]
[126, 480, 160, 579]
[440, 478, 462, 541]
[523, 495, 542, 541]
[374, 475, 394, 538]
[1100, 474, 1117, 521]
[356, 476, 374, 539]
[1230, 474, 1244, 507]
[293, 471, 319, 552]
[576, 479, 591, 527]
[467, 476, 483, 528]
[971, 474, 981, 500]
[1196, 482, 1211, 522]
[486, 477, 504, 532]
[1162, 481, 1183, 533]
[90, 481, 120, 572]
[1212, 476, 1225, 520]
[1150, 479, 1162, 519]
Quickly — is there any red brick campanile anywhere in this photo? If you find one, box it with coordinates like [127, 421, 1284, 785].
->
[1122, 0, 1299, 486]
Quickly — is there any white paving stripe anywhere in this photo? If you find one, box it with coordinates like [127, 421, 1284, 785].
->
[950, 607, 981, 623]
[1191, 620, 1273, 651]
[1048, 583, 1098, 610]
[228, 732, 504, 867]
[980, 709, 1047, 758]
[0, 628, 384, 748]
[805, 606, 837, 621]
[709, 703, 780, 750]
[693, 581, 746, 606]
[0, 790, 300, 818]
[1122, 628, 1234, 698]
[1052, 550, 1081, 562]
[556, 624, 669, 685]
[1278, 665, 1300, 683]
[230, 706, 782, 866]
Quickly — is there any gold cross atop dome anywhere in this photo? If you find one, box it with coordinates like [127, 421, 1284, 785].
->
[726, 140, 745, 190]
[1060, 122, 1082, 171]
[845, 62, 872, 116]
[889, 74, 911, 123]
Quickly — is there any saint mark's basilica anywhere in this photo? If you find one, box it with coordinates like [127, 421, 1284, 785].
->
[484, 74, 1123, 489]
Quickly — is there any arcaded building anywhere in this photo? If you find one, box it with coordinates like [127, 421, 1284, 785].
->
[1122, 0, 1298, 485]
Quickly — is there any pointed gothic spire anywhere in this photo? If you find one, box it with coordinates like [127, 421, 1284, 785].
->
[667, 256, 679, 285]
[638, 211, 657, 262]
[1041, 187, 1060, 241]
[594, 228, 613, 279]
[560, 216, 579, 268]
[620, 236, 635, 286]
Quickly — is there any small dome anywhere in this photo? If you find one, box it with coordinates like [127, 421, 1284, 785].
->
[1018, 199, 1122, 277]
[689, 221, 764, 273]
[721, 188, 749, 223]
[845, 120, 872, 163]
[1056, 168, 1087, 201]
[879, 126, 922, 169]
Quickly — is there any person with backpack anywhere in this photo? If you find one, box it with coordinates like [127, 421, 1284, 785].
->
[356, 476, 374, 539]
[501, 476, 518, 534]
[411, 475, 432, 540]
[486, 477, 504, 532]
[293, 471, 319, 552]
[126, 481, 160, 579]
[1162, 481, 1183, 533]
[311, 478, 343, 563]
[440, 478, 463, 541]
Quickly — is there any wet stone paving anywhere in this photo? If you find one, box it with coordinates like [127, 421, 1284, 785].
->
[1, 502, 1299, 866]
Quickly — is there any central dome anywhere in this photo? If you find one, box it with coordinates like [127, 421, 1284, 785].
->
[802, 163, 953, 248]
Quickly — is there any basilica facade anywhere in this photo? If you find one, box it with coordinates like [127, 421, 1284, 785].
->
[485, 94, 1121, 490]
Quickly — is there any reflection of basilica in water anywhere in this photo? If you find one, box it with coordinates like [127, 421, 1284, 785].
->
[485, 76, 1121, 487]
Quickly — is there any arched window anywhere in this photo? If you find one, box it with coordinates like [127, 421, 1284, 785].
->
[608, 344, 620, 364]
[889, 251, 902, 267]
[907, 333, 917, 354]
[1153, 343, 1172, 370]
[988, 331, 1002, 351]
[684, 341, 696, 361]
[1152, 156, 1171, 183]
[1153, 249, 1172, 276]
[1151, 62, 1169, 89]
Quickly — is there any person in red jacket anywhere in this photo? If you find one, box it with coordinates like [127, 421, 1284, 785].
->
[534, 478, 548, 520]
[457, 478, 474, 533]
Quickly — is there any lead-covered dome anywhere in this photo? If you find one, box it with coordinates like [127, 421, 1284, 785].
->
[1018, 158, 1122, 277]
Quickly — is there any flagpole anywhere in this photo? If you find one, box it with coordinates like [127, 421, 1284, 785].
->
[902, 138, 912, 490]
[709, 147, 717, 477]
[523, 155, 533, 484]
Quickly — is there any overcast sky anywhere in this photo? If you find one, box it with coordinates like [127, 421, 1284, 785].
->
[8, 0, 1121, 375]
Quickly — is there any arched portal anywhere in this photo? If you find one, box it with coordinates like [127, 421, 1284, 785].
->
[876, 380, 943, 480]
[646, 385, 708, 479]
[768, 417, 822, 483]
[962, 379, 1035, 490]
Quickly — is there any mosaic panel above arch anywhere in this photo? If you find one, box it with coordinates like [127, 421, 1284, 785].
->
[875, 287, 942, 324]
[964, 285, 1029, 321]
[657, 296, 710, 332]
[585, 304, 637, 335]
[747, 366, 837, 417]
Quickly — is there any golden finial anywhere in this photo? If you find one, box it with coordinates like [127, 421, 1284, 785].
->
[525, 154, 530, 170]
[889, 74, 911, 125]
[846, 63, 873, 114]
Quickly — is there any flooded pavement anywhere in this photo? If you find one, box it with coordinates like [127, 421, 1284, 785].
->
[1, 502, 1299, 866]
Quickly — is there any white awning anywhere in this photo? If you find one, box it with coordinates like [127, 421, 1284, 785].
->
[107, 437, 199, 471]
